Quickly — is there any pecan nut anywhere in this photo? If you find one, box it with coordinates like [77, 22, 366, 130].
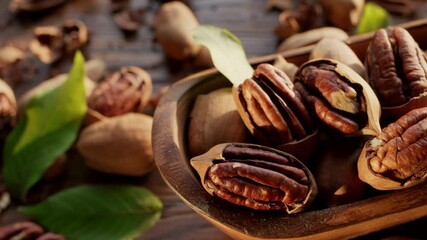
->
[233, 63, 314, 147]
[191, 143, 317, 213]
[0, 221, 65, 240]
[86, 66, 152, 124]
[365, 27, 427, 107]
[294, 59, 381, 136]
[358, 107, 427, 190]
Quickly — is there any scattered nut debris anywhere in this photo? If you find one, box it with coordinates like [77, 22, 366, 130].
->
[0, 221, 65, 240]
[30, 20, 88, 64]
[113, 7, 145, 32]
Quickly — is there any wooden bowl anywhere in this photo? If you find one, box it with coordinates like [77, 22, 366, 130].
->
[152, 19, 427, 240]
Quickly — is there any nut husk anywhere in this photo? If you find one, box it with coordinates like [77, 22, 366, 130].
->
[188, 88, 249, 157]
[76, 113, 154, 176]
[277, 27, 349, 52]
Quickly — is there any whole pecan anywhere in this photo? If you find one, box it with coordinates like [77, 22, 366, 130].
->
[365, 27, 427, 107]
[358, 107, 427, 190]
[86, 66, 152, 124]
[0, 221, 64, 240]
[294, 59, 381, 136]
[233, 63, 314, 147]
[191, 143, 317, 213]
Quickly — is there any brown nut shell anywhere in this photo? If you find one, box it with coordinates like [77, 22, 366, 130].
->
[357, 107, 427, 190]
[152, 1, 201, 61]
[382, 94, 427, 120]
[310, 38, 366, 79]
[277, 27, 349, 52]
[295, 58, 381, 136]
[191, 143, 317, 213]
[86, 66, 152, 125]
[76, 113, 154, 176]
[0, 79, 17, 139]
[188, 88, 249, 157]
[319, 0, 364, 31]
[232, 64, 318, 162]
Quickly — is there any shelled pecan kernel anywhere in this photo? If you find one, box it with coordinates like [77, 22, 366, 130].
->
[295, 59, 381, 136]
[233, 63, 314, 147]
[358, 107, 427, 190]
[191, 143, 317, 213]
[365, 27, 427, 107]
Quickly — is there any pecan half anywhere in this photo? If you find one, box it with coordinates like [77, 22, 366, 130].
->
[365, 27, 427, 107]
[358, 107, 427, 190]
[295, 59, 381, 136]
[191, 143, 317, 213]
[86, 66, 152, 124]
[0, 222, 64, 240]
[233, 63, 314, 147]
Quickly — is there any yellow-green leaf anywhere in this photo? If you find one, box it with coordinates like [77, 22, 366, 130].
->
[193, 25, 254, 86]
[356, 2, 390, 34]
[2, 52, 87, 201]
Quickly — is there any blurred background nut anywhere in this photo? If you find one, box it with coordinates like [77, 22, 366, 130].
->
[188, 88, 249, 157]
[277, 27, 349, 52]
[320, 0, 365, 31]
[86, 66, 152, 125]
[152, 1, 202, 61]
[0, 79, 17, 141]
[76, 113, 154, 176]
[113, 7, 145, 32]
[30, 26, 64, 64]
[62, 20, 89, 55]
[358, 107, 427, 190]
[9, 0, 67, 12]
[310, 38, 366, 79]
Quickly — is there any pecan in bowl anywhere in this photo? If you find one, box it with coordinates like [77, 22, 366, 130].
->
[365, 27, 427, 119]
[294, 58, 381, 136]
[232, 63, 318, 162]
[191, 143, 317, 213]
[358, 107, 427, 190]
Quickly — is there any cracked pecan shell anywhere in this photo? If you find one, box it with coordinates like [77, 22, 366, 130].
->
[191, 143, 317, 213]
[365, 27, 427, 116]
[233, 64, 314, 145]
[86, 66, 152, 124]
[358, 107, 427, 190]
[232, 63, 318, 162]
[295, 59, 381, 136]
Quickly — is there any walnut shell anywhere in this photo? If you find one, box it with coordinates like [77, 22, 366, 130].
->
[76, 113, 154, 176]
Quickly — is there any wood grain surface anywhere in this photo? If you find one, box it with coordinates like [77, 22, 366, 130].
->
[0, 0, 426, 239]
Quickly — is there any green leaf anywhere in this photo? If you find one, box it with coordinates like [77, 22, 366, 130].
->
[2, 52, 87, 200]
[19, 185, 163, 240]
[193, 25, 254, 86]
[356, 2, 390, 34]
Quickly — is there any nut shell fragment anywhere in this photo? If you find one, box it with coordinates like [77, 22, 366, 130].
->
[191, 143, 317, 213]
[358, 107, 427, 190]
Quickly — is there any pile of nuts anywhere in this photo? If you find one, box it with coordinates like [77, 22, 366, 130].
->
[189, 26, 427, 212]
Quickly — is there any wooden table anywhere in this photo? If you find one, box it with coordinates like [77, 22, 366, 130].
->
[0, 0, 426, 239]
